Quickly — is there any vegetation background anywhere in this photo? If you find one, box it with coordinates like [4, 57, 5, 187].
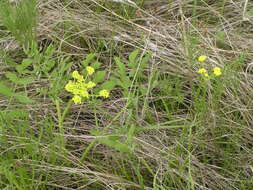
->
[0, 0, 252, 189]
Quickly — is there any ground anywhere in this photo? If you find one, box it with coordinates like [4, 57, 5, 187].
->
[0, 0, 253, 189]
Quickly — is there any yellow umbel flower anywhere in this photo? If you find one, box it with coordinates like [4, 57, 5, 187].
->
[72, 95, 82, 104]
[198, 55, 207, 62]
[65, 68, 112, 104]
[99, 89, 109, 98]
[86, 66, 95, 76]
[213, 67, 222, 76]
[198, 68, 207, 74]
[72, 70, 84, 82]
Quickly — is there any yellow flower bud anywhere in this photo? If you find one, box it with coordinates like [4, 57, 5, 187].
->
[72, 95, 82, 104]
[65, 81, 75, 92]
[198, 55, 207, 62]
[86, 66, 95, 76]
[72, 70, 84, 82]
[213, 67, 222, 76]
[86, 81, 96, 89]
[99, 89, 109, 98]
[80, 90, 89, 98]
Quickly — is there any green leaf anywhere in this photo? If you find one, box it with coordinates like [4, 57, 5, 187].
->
[16, 58, 33, 74]
[93, 71, 106, 83]
[91, 61, 102, 69]
[81, 53, 96, 67]
[5, 72, 19, 83]
[114, 143, 131, 153]
[5, 109, 28, 119]
[114, 78, 124, 87]
[25, 41, 39, 57]
[140, 54, 150, 69]
[126, 125, 135, 145]
[121, 76, 132, 88]
[128, 49, 139, 68]
[5, 72, 33, 85]
[89, 129, 101, 136]
[0, 82, 14, 97]
[43, 60, 56, 72]
[108, 135, 120, 141]
[99, 80, 117, 91]
[59, 62, 72, 74]
[114, 56, 126, 75]
[14, 93, 34, 104]
[128, 54, 149, 78]
[44, 44, 55, 57]
[4, 57, 17, 67]
[96, 136, 131, 153]
[18, 77, 33, 85]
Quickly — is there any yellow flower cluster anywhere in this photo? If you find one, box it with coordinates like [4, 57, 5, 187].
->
[65, 71, 95, 104]
[197, 56, 222, 78]
[198, 67, 222, 78]
[65, 68, 110, 104]
[197, 68, 209, 78]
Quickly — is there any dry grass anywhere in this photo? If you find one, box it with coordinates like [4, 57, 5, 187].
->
[0, 0, 253, 189]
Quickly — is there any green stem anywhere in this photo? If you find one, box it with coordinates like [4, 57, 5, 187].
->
[56, 99, 73, 131]
[80, 139, 96, 162]
[61, 99, 73, 124]
[55, 99, 73, 148]
[55, 99, 62, 129]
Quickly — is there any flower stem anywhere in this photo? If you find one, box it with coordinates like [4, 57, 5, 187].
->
[55, 99, 73, 149]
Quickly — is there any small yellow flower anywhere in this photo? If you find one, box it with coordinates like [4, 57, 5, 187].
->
[72, 70, 84, 82]
[86, 66, 95, 76]
[198, 68, 207, 74]
[65, 81, 75, 92]
[72, 70, 79, 78]
[86, 81, 96, 89]
[213, 67, 222, 76]
[80, 90, 89, 98]
[72, 88, 80, 95]
[99, 89, 109, 98]
[72, 95, 82, 104]
[198, 55, 207, 62]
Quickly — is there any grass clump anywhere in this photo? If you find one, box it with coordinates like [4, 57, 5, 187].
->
[0, 0, 37, 47]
